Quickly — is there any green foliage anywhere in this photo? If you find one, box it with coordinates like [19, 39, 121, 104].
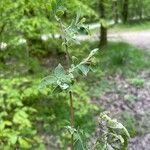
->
[39, 48, 98, 93]
[70, 41, 150, 78]
[39, 63, 73, 92]
[0, 76, 98, 149]
[128, 78, 145, 88]
[94, 113, 130, 150]
[0, 77, 43, 149]
[99, 42, 150, 76]
[39, 2, 100, 149]
[111, 21, 150, 31]
[65, 126, 86, 150]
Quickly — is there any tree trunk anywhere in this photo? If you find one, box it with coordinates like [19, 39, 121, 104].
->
[122, 0, 128, 23]
[138, 2, 143, 20]
[99, 0, 107, 47]
[113, 0, 119, 24]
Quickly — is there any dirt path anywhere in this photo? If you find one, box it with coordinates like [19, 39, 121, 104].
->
[78, 30, 150, 51]
[109, 30, 150, 51]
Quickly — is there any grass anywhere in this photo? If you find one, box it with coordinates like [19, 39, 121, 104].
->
[121, 112, 138, 137]
[111, 20, 150, 32]
[72, 41, 150, 77]
[128, 78, 145, 88]
[90, 20, 150, 34]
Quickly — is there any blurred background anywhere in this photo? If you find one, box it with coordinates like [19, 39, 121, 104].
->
[0, 0, 150, 149]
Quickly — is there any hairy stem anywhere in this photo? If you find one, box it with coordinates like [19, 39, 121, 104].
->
[69, 91, 74, 150]
[58, 18, 74, 150]
[58, 19, 71, 67]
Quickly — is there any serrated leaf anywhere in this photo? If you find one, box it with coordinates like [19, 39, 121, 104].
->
[78, 64, 90, 76]
[54, 64, 65, 78]
[59, 83, 69, 90]
[39, 76, 57, 89]
[52, 85, 62, 94]
[74, 130, 86, 150]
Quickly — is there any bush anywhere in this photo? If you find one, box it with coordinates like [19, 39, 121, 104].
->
[0, 76, 98, 149]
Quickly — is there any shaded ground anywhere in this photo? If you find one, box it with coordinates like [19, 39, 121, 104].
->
[103, 71, 150, 149]
[89, 70, 150, 150]
[88, 30, 150, 150]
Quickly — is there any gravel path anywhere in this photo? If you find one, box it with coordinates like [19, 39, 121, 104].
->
[77, 30, 150, 51]
[109, 30, 150, 51]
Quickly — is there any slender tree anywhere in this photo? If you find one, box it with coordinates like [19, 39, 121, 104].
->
[99, 0, 107, 47]
[122, 0, 129, 23]
[113, 0, 119, 24]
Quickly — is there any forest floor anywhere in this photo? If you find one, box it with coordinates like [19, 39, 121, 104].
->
[111, 31, 150, 150]
[87, 31, 150, 150]
[90, 70, 150, 150]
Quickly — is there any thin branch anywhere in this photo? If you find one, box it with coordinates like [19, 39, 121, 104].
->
[57, 17, 74, 150]
[0, 24, 6, 37]
[58, 18, 71, 68]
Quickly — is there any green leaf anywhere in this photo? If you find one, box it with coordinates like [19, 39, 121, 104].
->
[54, 64, 65, 78]
[13, 110, 31, 127]
[0, 122, 5, 131]
[35, 144, 46, 150]
[56, 6, 66, 17]
[4, 121, 12, 126]
[99, 113, 130, 150]
[59, 83, 69, 90]
[65, 126, 76, 135]
[78, 26, 89, 35]
[39, 76, 57, 89]
[78, 64, 90, 76]
[52, 85, 62, 94]
[19, 137, 30, 149]
[89, 48, 99, 57]
[72, 56, 79, 64]
[56, 10, 64, 17]
[51, 0, 57, 12]
[79, 18, 86, 24]
[75, 11, 81, 24]
[74, 130, 86, 150]
[9, 133, 18, 145]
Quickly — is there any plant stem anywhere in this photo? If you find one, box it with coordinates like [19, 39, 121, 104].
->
[69, 91, 74, 150]
[58, 19, 71, 67]
[58, 18, 74, 150]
